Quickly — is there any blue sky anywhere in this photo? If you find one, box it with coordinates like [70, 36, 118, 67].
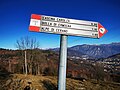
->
[0, 0, 120, 49]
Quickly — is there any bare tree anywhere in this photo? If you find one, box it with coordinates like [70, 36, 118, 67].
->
[16, 36, 39, 50]
[16, 36, 39, 75]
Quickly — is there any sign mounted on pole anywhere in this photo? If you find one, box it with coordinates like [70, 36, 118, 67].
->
[29, 14, 107, 38]
[28, 14, 108, 90]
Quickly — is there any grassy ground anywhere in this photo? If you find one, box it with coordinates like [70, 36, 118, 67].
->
[0, 74, 120, 90]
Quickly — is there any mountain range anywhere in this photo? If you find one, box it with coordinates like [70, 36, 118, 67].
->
[51, 42, 120, 59]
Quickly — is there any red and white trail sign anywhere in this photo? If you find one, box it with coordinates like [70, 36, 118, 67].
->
[29, 14, 107, 38]
[28, 14, 108, 90]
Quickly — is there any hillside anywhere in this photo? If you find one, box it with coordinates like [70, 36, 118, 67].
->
[0, 74, 120, 90]
[0, 48, 110, 82]
[101, 53, 120, 80]
[0, 48, 120, 88]
[69, 42, 120, 59]
[52, 42, 120, 59]
[108, 53, 120, 59]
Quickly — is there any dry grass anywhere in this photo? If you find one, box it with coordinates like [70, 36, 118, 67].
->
[1, 74, 120, 90]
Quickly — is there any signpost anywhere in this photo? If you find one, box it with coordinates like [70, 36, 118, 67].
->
[29, 14, 107, 38]
[29, 14, 107, 90]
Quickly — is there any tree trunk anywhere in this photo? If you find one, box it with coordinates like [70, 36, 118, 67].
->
[25, 50, 28, 75]
[38, 64, 40, 75]
[8, 60, 11, 72]
[29, 64, 32, 75]
[22, 64, 24, 74]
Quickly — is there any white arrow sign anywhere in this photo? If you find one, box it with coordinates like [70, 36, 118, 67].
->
[29, 14, 107, 38]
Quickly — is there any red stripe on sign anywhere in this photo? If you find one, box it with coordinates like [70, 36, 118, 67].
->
[31, 14, 41, 20]
[29, 26, 40, 32]
[98, 23, 108, 38]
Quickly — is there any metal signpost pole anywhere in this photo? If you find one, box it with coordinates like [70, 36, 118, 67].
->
[58, 34, 67, 90]
[29, 14, 107, 90]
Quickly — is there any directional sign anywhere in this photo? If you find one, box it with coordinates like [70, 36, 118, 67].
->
[28, 14, 108, 90]
[29, 14, 107, 38]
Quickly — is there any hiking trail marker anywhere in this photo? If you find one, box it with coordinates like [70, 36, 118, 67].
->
[29, 14, 107, 38]
[29, 14, 107, 90]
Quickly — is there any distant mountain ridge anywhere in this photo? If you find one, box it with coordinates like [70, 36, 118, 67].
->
[51, 42, 120, 59]
[107, 53, 120, 59]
